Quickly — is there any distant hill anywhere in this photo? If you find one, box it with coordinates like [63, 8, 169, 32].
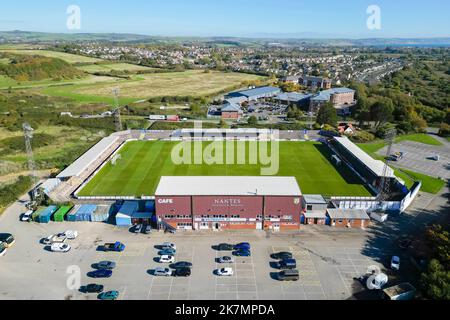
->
[0, 30, 449, 47]
[0, 52, 85, 81]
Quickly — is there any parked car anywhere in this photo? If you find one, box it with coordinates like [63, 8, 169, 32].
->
[61, 230, 78, 240]
[21, 210, 34, 222]
[391, 256, 401, 271]
[161, 242, 176, 250]
[234, 242, 251, 250]
[103, 242, 125, 252]
[218, 256, 234, 264]
[233, 250, 251, 257]
[279, 259, 297, 270]
[82, 284, 104, 293]
[50, 243, 71, 253]
[170, 261, 193, 269]
[88, 269, 113, 278]
[144, 225, 152, 234]
[159, 255, 175, 263]
[173, 267, 191, 277]
[271, 252, 292, 260]
[216, 268, 234, 276]
[134, 224, 143, 234]
[97, 261, 116, 270]
[278, 269, 300, 281]
[0, 243, 6, 257]
[0, 234, 15, 248]
[154, 268, 173, 277]
[159, 249, 176, 256]
[98, 291, 119, 300]
[217, 243, 234, 251]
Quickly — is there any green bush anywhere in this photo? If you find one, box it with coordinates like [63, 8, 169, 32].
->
[0, 175, 33, 210]
[350, 130, 376, 143]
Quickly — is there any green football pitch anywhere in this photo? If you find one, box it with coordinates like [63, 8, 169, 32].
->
[77, 141, 373, 197]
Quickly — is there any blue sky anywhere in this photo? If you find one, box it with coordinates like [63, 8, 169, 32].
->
[0, 0, 449, 38]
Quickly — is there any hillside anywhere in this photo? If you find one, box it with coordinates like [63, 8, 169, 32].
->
[0, 53, 85, 81]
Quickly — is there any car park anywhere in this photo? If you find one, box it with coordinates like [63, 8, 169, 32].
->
[170, 261, 193, 269]
[50, 243, 71, 253]
[98, 291, 119, 300]
[216, 268, 234, 276]
[97, 261, 116, 270]
[88, 269, 113, 278]
[217, 243, 234, 251]
[159, 255, 175, 263]
[391, 256, 401, 271]
[159, 249, 176, 256]
[218, 256, 234, 264]
[0, 234, 15, 248]
[233, 249, 251, 257]
[154, 268, 173, 277]
[21, 210, 34, 222]
[271, 252, 293, 260]
[173, 267, 191, 277]
[234, 242, 251, 250]
[161, 242, 176, 250]
[82, 284, 104, 293]
[278, 269, 300, 281]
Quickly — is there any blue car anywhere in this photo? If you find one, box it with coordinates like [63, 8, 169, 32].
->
[159, 249, 176, 256]
[233, 250, 251, 257]
[98, 291, 119, 300]
[234, 242, 251, 250]
[88, 269, 113, 278]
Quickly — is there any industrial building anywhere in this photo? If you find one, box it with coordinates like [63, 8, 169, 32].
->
[155, 176, 303, 231]
[309, 87, 356, 115]
[226, 86, 282, 102]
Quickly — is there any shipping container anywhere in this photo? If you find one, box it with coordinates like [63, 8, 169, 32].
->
[54, 206, 73, 222]
[67, 205, 81, 222]
[37, 206, 58, 224]
[74, 204, 97, 222]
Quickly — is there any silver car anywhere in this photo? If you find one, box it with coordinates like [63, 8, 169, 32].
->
[154, 268, 172, 277]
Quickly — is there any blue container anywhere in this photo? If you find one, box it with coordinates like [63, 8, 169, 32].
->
[38, 206, 58, 224]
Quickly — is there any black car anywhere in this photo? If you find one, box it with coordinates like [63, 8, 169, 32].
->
[271, 252, 293, 260]
[218, 243, 234, 251]
[82, 284, 104, 293]
[173, 267, 191, 277]
[88, 269, 113, 278]
[171, 261, 193, 269]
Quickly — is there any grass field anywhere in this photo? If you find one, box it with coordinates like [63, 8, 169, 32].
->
[0, 49, 102, 64]
[77, 63, 156, 73]
[78, 141, 372, 197]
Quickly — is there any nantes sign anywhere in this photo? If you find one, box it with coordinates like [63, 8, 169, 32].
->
[193, 196, 264, 216]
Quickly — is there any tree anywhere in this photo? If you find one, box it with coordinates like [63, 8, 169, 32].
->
[370, 99, 394, 127]
[420, 259, 450, 300]
[247, 116, 258, 126]
[316, 102, 337, 126]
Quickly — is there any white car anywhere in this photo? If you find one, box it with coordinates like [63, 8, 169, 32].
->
[391, 256, 401, 271]
[216, 268, 234, 276]
[218, 256, 234, 264]
[159, 255, 175, 264]
[51, 243, 71, 253]
[21, 210, 34, 222]
[154, 268, 173, 277]
[62, 230, 78, 240]
[161, 242, 176, 250]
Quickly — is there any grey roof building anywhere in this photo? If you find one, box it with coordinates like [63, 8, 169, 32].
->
[226, 86, 281, 101]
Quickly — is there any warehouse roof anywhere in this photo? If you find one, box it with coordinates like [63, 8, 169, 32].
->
[155, 176, 302, 196]
[229, 86, 281, 98]
[57, 136, 119, 178]
[274, 92, 312, 102]
[333, 136, 395, 178]
[221, 102, 242, 112]
[327, 209, 370, 220]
